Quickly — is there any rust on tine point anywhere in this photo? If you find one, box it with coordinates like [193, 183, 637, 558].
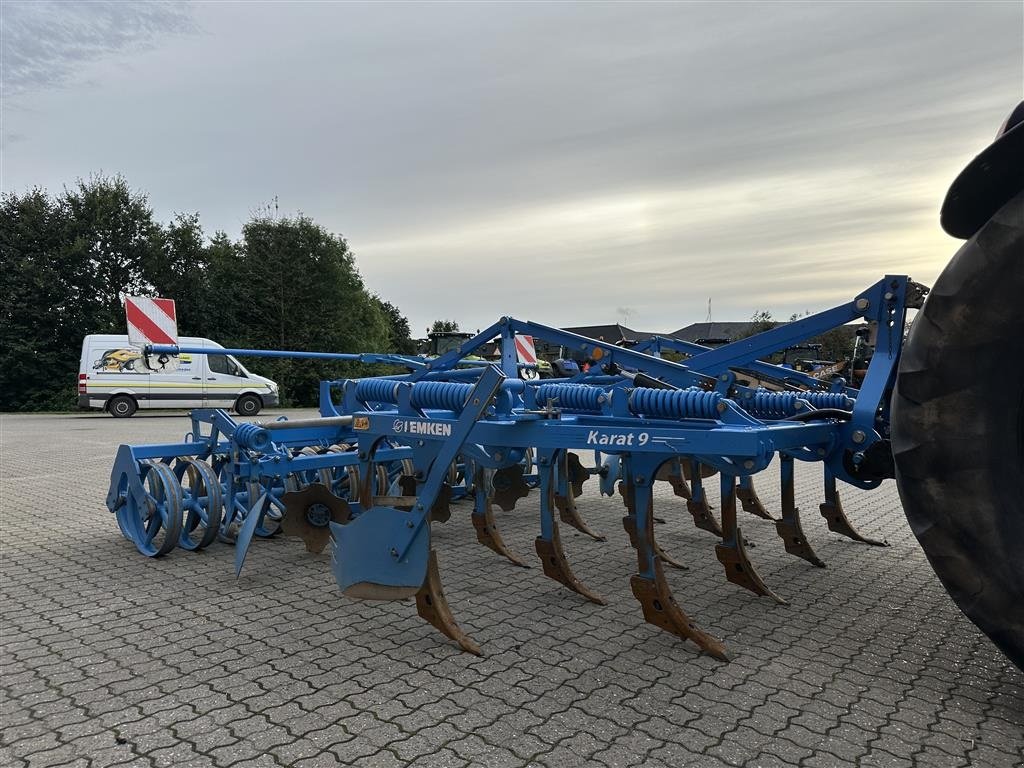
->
[715, 533, 788, 604]
[620, 480, 687, 570]
[775, 457, 826, 567]
[534, 525, 607, 605]
[471, 496, 529, 568]
[737, 477, 774, 521]
[686, 497, 724, 537]
[631, 560, 729, 661]
[820, 485, 888, 546]
[716, 480, 788, 604]
[415, 550, 482, 655]
[554, 492, 606, 542]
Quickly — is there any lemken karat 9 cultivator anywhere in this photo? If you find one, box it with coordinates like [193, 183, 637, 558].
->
[105, 108, 1024, 668]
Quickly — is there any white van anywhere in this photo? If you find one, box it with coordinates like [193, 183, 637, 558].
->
[78, 335, 280, 417]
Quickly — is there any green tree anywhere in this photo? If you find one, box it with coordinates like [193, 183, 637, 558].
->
[374, 296, 417, 355]
[230, 215, 390, 405]
[746, 310, 778, 337]
[430, 319, 460, 333]
[0, 176, 163, 410]
[61, 175, 163, 334]
[146, 212, 210, 336]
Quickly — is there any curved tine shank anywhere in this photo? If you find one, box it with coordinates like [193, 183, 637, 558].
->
[535, 526, 607, 605]
[619, 480, 686, 570]
[820, 471, 888, 546]
[631, 562, 729, 661]
[715, 475, 788, 604]
[471, 478, 529, 568]
[686, 461, 724, 537]
[415, 549, 482, 655]
[737, 475, 775, 521]
[554, 492, 607, 542]
[775, 455, 825, 567]
[536, 458, 606, 604]
[627, 470, 727, 660]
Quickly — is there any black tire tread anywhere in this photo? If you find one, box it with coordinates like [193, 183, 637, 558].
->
[892, 190, 1024, 670]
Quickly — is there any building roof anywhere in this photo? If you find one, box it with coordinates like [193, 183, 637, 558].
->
[565, 323, 643, 344]
[667, 322, 756, 342]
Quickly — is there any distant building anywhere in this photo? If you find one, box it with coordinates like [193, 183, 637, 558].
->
[667, 322, 756, 345]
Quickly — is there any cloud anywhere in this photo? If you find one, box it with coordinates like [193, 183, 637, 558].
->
[1, 2, 1020, 335]
[1, 1, 196, 98]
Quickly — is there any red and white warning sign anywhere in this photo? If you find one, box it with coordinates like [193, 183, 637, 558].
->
[125, 296, 178, 347]
[514, 334, 538, 366]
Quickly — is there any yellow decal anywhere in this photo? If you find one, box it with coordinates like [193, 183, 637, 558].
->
[354, 416, 370, 430]
[592, 346, 604, 361]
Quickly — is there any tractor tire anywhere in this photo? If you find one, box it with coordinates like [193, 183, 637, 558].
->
[234, 394, 262, 417]
[892, 189, 1024, 670]
[108, 394, 138, 418]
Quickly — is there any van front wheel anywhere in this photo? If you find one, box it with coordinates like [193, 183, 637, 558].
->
[108, 395, 137, 418]
[235, 394, 262, 417]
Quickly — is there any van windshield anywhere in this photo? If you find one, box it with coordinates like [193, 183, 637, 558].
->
[228, 356, 249, 377]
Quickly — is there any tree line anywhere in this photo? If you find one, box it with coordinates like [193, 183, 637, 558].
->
[0, 175, 416, 411]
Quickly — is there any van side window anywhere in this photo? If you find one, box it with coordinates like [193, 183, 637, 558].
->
[208, 355, 230, 375]
[209, 355, 245, 377]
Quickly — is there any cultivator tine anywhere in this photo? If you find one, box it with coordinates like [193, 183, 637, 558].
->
[235, 489, 270, 576]
[619, 480, 686, 570]
[626, 469, 727, 660]
[536, 458, 606, 604]
[631, 561, 729, 661]
[491, 464, 530, 511]
[736, 475, 774, 520]
[714, 474, 787, 604]
[774, 455, 825, 567]
[554, 492, 606, 542]
[415, 549, 482, 655]
[819, 470, 888, 547]
[280, 482, 351, 553]
[554, 454, 606, 541]
[535, 526, 606, 605]
[685, 460, 724, 537]
[471, 475, 529, 567]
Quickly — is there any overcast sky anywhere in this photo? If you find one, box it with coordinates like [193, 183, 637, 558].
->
[3, 1, 1022, 335]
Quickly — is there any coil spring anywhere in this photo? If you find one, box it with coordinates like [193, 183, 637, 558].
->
[629, 387, 723, 420]
[741, 390, 853, 418]
[355, 378, 400, 404]
[234, 423, 271, 451]
[534, 384, 606, 413]
[803, 392, 854, 411]
[410, 381, 474, 411]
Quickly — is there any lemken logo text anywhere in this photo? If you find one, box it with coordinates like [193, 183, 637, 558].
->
[393, 418, 452, 437]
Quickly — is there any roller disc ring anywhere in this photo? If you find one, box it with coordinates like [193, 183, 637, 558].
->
[174, 457, 223, 551]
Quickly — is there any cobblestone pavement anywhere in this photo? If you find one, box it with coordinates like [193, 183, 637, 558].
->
[1, 412, 1021, 768]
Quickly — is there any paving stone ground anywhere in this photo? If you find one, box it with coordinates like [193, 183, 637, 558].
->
[1, 411, 1021, 768]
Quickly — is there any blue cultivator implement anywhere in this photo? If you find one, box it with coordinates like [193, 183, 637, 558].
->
[103, 104, 1024, 666]
[108, 277, 929, 660]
